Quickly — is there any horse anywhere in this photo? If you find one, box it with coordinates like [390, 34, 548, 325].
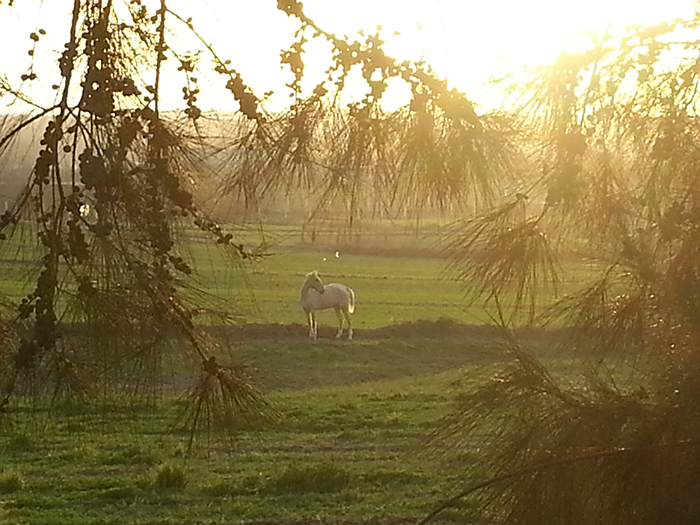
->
[299, 271, 355, 340]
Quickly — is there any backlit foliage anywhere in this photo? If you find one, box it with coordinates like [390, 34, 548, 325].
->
[0, 1, 275, 447]
[432, 14, 700, 525]
[221, 2, 519, 228]
[7, 2, 698, 522]
[0, 1, 514, 451]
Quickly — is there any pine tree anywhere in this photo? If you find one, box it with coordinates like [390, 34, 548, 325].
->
[430, 15, 700, 525]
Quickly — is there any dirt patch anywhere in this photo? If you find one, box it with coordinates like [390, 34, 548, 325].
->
[207, 317, 555, 345]
[237, 517, 425, 525]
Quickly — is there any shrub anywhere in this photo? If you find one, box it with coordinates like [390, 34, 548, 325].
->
[154, 463, 187, 490]
[0, 470, 24, 493]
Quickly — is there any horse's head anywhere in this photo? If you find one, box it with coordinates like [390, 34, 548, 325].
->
[305, 271, 325, 294]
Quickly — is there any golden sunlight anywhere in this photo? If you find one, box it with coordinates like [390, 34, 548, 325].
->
[1, 0, 695, 111]
[175, 0, 696, 110]
[295, 0, 694, 108]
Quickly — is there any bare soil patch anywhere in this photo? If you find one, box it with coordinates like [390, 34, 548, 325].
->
[209, 317, 555, 345]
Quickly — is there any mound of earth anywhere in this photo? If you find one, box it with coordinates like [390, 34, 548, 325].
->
[209, 317, 554, 343]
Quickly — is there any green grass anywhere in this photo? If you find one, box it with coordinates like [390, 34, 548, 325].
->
[0, 220, 597, 524]
[0, 328, 511, 525]
[268, 463, 351, 494]
[184, 238, 480, 327]
[0, 219, 599, 328]
[153, 462, 188, 490]
[0, 220, 474, 326]
[0, 469, 25, 493]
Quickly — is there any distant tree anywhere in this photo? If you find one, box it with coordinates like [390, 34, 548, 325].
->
[426, 14, 700, 525]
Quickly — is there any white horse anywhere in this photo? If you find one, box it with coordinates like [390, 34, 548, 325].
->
[299, 271, 355, 340]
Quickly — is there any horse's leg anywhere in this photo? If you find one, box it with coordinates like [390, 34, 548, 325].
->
[334, 306, 344, 338]
[305, 309, 316, 340]
[311, 311, 318, 340]
[342, 309, 353, 340]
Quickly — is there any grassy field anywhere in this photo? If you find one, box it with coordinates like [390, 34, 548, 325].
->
[176, 218, 595, 329]
[0, 218, 595, 328]
[0, 220, 490, 327]
[0, 220, 587, 524]
[0, 327, 519, 525]
[196, 249, 485, 328]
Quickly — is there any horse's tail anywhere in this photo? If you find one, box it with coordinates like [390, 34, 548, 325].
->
[347, 286, 356, 314]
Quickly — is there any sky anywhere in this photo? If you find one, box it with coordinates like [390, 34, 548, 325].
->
[0, 0, 696, 112]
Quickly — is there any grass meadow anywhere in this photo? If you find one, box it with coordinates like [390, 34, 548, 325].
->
[0, 220, 586, 524]
[0, 338, 506, 524]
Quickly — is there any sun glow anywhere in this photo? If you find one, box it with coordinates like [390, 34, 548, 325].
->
[0, 0, 695, 112]
[296, 0, 695, 109]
